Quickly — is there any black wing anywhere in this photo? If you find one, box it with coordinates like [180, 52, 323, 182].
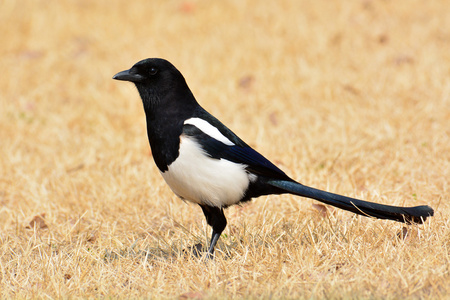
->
[183, 124, 291, 180]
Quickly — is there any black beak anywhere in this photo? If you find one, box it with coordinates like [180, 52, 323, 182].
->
[113, 69, 144, 83]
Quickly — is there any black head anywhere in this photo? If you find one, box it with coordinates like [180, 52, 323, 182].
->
[113, 58, 184, 85]
[113, 58, 196, 110]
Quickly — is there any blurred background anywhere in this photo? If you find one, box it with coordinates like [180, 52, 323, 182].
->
[0, 0, 448, 298]
[2, 0, 448, 211]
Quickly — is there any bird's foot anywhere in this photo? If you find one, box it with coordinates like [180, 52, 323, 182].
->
[182, 243, 216, 260]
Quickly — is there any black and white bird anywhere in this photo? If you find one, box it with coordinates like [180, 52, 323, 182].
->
[113, 58, 434, 256]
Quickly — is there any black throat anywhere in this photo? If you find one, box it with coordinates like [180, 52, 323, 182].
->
[135, 82, 198, 172]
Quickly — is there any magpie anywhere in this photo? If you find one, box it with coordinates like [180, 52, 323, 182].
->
[113, 58, 434, 256]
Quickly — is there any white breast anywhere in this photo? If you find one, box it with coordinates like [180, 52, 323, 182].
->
[160, 136, 251, 207]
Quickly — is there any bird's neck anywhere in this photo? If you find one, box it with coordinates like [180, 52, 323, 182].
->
[140, 88, 197, 128]
[138, 86, 199, 171]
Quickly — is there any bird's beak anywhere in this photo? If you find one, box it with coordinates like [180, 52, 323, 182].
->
[112, 69, 144, 83]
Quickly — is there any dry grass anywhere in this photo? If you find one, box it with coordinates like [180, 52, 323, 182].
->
[1, 0, 449, 298]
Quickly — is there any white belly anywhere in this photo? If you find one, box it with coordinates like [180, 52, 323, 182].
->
[160, 136, 251, 207]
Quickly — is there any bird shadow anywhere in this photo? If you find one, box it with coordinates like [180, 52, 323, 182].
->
[102, 240, 221, 263]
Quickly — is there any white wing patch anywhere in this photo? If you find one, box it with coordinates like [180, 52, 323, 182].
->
[184, 118, 234, 146]
[161, 136, 250, 207]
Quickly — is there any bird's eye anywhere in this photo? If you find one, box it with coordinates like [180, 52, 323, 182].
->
[149, 67, 158, 75]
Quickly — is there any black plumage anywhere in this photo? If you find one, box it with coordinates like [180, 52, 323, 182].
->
[113, 58, 434, 256]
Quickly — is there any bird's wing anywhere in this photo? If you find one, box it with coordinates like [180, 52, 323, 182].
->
[183, 123, 291, 180]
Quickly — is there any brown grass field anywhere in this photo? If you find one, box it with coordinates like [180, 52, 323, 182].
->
[1, 0, 449, 298]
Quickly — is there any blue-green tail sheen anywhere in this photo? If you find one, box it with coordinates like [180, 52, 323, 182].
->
[268, 179, 434, 224]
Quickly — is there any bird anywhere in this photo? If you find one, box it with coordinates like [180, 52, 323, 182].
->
[113, 58, 434, 256]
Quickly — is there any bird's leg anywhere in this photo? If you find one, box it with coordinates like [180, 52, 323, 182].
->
[200, 205, 227, 257]
[207, 229, 221, 256]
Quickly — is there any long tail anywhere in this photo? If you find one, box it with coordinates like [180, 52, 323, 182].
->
[268, 179, 434, 224]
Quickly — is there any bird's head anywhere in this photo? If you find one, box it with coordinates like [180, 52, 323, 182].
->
[113, 58, 192, 109]
[113, 58, 180, 83]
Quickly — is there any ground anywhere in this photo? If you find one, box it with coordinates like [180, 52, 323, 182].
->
[0, 0, 449, 298]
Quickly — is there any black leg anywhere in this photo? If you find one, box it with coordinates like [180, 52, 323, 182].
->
[200, 205, 227, 256]
[208, 230, 221, 255]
